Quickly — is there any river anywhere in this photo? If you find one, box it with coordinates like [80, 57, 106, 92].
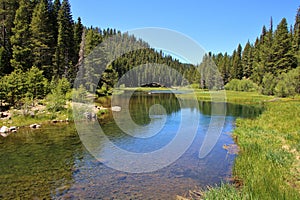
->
[0, 91, 263, 199]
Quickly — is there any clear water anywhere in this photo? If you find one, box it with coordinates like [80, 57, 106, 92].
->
[0, 92, 263, 199]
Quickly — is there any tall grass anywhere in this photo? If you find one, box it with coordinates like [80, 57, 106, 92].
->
[202, 101, 300, 199]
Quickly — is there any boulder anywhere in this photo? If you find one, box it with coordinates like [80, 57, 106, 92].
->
[0, 126, 9, 133]
[9, 126, 17, 132]
[111, 106, 121, 112]
[30, 124, 41, 129]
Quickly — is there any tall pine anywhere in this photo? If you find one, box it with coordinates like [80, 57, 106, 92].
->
[30, 0, 54, 79]
[0, 0, 18, 75]
[54, 0, 75, 80]
[272, 18, 297, 74]
[242, 41, 253, 78]
[10, 0, 33, 71]
[230, 44, 243, 80]
[74, 17, 83, 64]
[293, 7, 300, 62]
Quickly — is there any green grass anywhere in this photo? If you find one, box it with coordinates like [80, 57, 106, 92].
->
[0, 108, 72, 127]
[202, 101, 300, 199]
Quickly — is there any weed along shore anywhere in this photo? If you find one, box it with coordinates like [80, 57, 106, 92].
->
[198, 100, 300, 199]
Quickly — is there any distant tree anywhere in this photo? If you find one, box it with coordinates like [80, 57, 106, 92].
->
[242, 41, 254, 78]
[84, 27, 102, 56]
[74, 17, 83, 62]
[230, 44, 243, 80]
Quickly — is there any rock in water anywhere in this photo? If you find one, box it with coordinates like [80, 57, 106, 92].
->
[9, 126, 17, 132]
[0, 126, 9, 133]
[30, 124, 41, 129]
[111, 106, 121, 112]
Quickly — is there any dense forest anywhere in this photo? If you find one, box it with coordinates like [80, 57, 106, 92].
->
[212, 9, 300, 97]
[0, 0, 300, 108]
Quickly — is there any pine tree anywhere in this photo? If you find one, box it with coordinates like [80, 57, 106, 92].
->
[49, 0, 61, 47]
[293, 7, 300, 62]
[272, 18, 297, 74]
[10, 0, 33, 71]
[230, 44, 243, 80]
[54, 0, 75, 80]
[74, 17, 83, 63]
[30, 0, 54, 79]
[84, 27, 102, 56]
[242, 41, 253, 78]
[0, 0, 18, 75]
[251, 37, 264, 84]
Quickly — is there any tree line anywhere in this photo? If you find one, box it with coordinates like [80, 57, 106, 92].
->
[212, 7, 300, 97]
[0, 0, 199, 105]
[1, 0, 300, 108]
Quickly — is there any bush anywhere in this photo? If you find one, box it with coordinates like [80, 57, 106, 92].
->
[225, 79, 258, 92]
[274, 73, 296, 97]
[71, 85, 88, 103]
[261, 73, 276, 95]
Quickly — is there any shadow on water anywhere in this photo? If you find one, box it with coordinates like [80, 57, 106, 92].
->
[0, 91, 264, 199]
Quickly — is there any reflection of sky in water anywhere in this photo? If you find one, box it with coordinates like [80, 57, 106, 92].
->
[0, 92, 263, 199]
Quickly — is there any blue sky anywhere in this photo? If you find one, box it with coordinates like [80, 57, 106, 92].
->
[69, 0, 299, 54]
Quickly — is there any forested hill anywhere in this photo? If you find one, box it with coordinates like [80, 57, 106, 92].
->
[0, 0, 300, 107]
[0, 0, 199, 104]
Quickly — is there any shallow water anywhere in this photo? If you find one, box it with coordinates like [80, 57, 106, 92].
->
[0, 92, 263, 199]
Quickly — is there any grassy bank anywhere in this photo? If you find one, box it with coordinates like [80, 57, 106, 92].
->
[202, 101, 300, 199]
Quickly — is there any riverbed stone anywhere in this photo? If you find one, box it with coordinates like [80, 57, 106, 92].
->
[0, 126, 9, 133]
[9, 126, 17, 131]
[30, 124, 41, 129]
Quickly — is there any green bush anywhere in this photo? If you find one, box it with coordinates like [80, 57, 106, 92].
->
[274, 73, 296, 97]
[261, 73, 276, 95]
[225, 79, 258, 92]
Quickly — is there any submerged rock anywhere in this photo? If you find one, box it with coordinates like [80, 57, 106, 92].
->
[9, 126, 17, 132]
[0, 126, 9, 133]
[111, 106, 121, 112]
[30, 124, 41, 129]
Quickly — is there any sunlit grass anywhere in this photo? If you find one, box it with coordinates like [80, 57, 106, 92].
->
[201, 101, 300, 199]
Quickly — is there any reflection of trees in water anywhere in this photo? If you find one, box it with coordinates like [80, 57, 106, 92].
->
[0, 125, 83, 199]
[129, 92, 181, 125]
[199, 101, 264, 118]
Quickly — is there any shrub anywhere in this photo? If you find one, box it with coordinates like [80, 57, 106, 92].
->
[225, 79, 258, 92]
[261, 73, 276, 95]
[274, 73, 296, 97]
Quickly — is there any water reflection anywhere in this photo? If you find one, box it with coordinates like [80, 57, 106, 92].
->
[0, 92, 264, 199]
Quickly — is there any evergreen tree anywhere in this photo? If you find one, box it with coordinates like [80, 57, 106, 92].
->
[30, 0, 54, 79]
[230, 44, 243, 80]
[260, 23, 274, 74]
[272, 18, 297, 74]
[74, 17, 83, 64]
[49, 0, 61, 47]
[293, 7, 300, 62]
[54, 0, 75, 80]
[251, 38, 264, 84]
[84, 27, 102, 56]
[242, 41, 253, 78]
[10, 0, 33, 71]
[0, 0, 18, 75]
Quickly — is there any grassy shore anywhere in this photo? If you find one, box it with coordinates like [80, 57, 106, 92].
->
[201, 100, 300, 199]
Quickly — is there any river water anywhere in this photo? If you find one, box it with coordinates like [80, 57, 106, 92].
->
[0, 91, 262, 199]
